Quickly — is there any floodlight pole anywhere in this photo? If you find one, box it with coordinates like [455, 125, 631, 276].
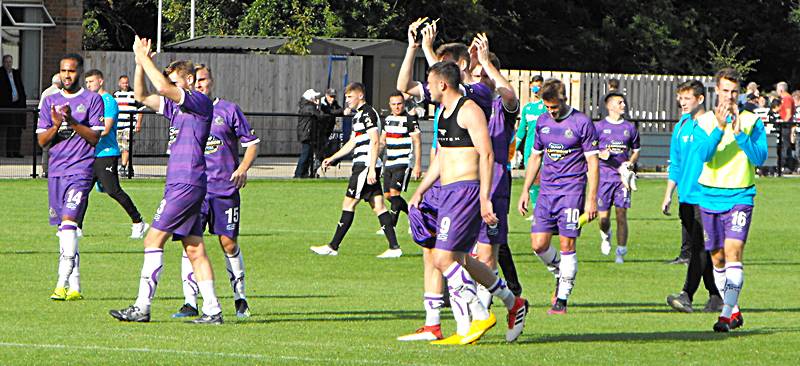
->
[156, 0, 162, 53]
[190, 0, 195, 39]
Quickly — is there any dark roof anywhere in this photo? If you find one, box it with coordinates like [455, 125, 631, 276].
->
[165, 36, 405, 56]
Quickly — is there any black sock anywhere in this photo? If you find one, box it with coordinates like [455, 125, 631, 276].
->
[378, 211, 400, 249]
[329, 210, 355, 250]
[389, 196, 408, 226]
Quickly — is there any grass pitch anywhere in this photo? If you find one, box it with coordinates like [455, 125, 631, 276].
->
[0, 178, 798, 365]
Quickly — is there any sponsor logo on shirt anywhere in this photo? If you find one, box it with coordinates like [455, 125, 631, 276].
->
[541, 127, 551, 134]
[205, 135, 223, 154]
[606, 141, 628, 155]
[546, 143, 573, 161]
[603, 129, 612, 134]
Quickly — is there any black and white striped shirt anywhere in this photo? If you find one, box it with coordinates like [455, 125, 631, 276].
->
[113, 89, 140, 128]
[383, 113, 420, 167]
[352, 103, 382, 168]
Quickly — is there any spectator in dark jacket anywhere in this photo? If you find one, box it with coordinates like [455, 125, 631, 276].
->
[294, 89, 324, 178]
[315, 88, 344, 170]
[0, 55, 27, 157]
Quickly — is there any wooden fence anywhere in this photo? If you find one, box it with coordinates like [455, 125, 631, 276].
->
[83, 51, 362, 155]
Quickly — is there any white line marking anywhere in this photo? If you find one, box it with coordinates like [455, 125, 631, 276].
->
[0, 341, 404, 365]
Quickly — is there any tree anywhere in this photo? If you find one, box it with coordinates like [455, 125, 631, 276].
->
[238, 0, 340, 38]
[162, 0, 250, 42]
[83, 10, 111, 50]
[707, 34, 759, 79]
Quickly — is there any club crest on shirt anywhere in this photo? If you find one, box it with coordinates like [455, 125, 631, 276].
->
[205, 135, 223, 154]
[214, 116, 225, 125]
[76, 104, 86, 114]
[546, 143, 571, 161]
[623, 129, 630, 137]
[564, 129, 574, 138]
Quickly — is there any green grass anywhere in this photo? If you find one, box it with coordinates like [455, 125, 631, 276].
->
[1, 178, 798, 365]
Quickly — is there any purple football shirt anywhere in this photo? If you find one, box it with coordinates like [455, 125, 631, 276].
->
[159, 89, 214, 187]
[37, 88, 105, 177]
[596, 118, 640, 183]
[205, 98, 260, 195]
[532, 108, 599, 195]
[488, 96, 518, 165]
[420, 81, 494, 120]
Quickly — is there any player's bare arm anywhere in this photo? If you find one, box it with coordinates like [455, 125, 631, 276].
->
[409, 150, 441, 207]
[473, 33, 517, 110]
[461, 100, 499, 225]
[397, 19, 427, 99]
[585, 154, 599, 220]
[518, 152, 543, 216]
[411, 131, 422, 179]
[322, 133, 357, 168]
[367, 127, 380, 185]
[231, 143, 259, 189]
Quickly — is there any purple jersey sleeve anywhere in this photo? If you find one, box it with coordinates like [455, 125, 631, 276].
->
[88, 93, 106, 129]
[158, 96, 176, 120]
[180, 89, 213, 116]
[232, 104, 259, 146]
[37, 96, 53, 131]
[532, 115, 545, 152]
[581, 117, 600, 155]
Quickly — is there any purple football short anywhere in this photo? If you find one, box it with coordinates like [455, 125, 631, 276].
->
[409, 181, 441, 248]
[477, 168, 510, 245]
[700, 204, 753, 251]
[531, 194, 585, 238]
[201, 190, 241, 238]
[597, 180, 631, 211]
[435, 180, 481, 252]
[151, 183, 206, 240]
[48, 175, 93, 225]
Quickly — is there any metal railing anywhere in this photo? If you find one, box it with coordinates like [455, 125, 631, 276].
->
[0, 108, 793, 178]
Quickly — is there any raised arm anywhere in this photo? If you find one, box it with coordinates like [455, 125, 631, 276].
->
[474, 33, 517, 109]
[397, 19, 427, 100]
[132, 36, 182, 104]
[133, 63, 161, 111]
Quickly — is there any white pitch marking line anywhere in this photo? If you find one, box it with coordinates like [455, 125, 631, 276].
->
[0, 342, 406, 365]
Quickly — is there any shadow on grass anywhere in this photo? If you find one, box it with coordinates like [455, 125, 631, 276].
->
[92, 294, 337, 301]
[0, 250, 141, 255]
[506, 328, 777, 344]
[242, 309, 425, 324]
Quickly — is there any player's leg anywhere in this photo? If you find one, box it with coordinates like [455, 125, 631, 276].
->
[96, 156, 147, 238]
[388, 188, 409, 227]
[51, 177, 92, 301]
[597, 210, 612, 255]
[431, 249, 493, 344]
[311, 196, 358, 255]
[497, 242, 522, 296]
[312, 171, 364, 254]
[531, 194, 561, 286]
[108, 227, 171, 321]
[183, 234, 223, 324]
[220, 234, 249, 317]
[614, 206, 628, 263]
[715, 205, 752, 331]
[548, 194, 583, 314]
[597, 182, 613, 255]
[371, 193, 401, 257]
[398, 247, 445, 341]
[175, 194, 213, 318]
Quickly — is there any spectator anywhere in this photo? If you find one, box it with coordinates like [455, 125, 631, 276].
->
[294, 89, 324, 178]
[316, 88, 343, 172]
[741, 93, 759, 113]
[767, 98, 792, 173]
[599, 78, 627, 119]
[738, 81, 759, 109]
[113, 75, 143, 176]
[0, 55, 27, 157]
[38, 73, 62, 176]
[777, 82, 795, 171]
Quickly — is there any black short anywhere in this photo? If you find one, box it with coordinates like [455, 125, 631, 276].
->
[93, 156, 122, 194]
[382, 165, 410, 193]
[346, 165, 383, 201]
